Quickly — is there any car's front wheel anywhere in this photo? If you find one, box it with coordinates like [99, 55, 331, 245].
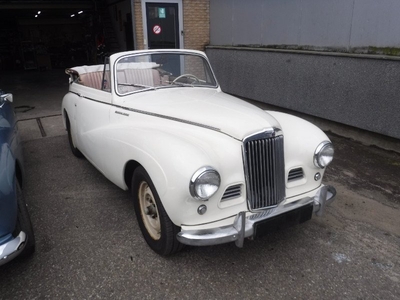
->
[131, 166, 183, 255]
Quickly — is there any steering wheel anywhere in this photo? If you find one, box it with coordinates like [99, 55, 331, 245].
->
[172, 74, 200, 84]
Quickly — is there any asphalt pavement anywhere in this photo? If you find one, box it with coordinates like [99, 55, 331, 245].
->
[0, 69, 399, 299]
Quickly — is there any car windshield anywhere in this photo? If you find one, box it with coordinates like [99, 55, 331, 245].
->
[115, 52, 217, 95]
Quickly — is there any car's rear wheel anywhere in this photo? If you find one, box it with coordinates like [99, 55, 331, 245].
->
[15, 179, 35, 257]
[66, 115, 84, 158]
[131, 166, 183, 255]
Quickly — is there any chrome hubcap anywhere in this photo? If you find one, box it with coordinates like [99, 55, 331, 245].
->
[138, 181, 161, 240]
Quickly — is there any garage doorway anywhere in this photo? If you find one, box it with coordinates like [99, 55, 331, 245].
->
[142, 0, 183, 49]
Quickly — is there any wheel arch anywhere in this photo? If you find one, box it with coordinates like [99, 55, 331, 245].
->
[15, 159, 23, 189]
[124, 160, 141, 190]
[63, 109, 69, 129]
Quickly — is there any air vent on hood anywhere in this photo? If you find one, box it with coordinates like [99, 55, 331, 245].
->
[288, 168, 304, 182]
[221, 184, 242, 201]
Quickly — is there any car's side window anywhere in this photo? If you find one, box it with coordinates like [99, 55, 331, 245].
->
[116, 58, 161, 94]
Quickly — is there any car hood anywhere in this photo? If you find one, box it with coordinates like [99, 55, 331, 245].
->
[119, 88, 280, 140]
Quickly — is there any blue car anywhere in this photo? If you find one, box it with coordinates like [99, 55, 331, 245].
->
[0, 90, 35, 265]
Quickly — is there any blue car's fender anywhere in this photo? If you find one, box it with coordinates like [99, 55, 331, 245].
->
[0, 92, 35, 265]
[0, 99, 18, 241]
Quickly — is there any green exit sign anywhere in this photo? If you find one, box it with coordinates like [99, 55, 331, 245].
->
[158, 7, 166, 18]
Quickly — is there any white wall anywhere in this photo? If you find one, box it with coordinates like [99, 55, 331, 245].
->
[210, 0, 400, 49]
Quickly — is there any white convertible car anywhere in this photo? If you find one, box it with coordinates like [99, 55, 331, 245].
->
[62, 49, 336, 255]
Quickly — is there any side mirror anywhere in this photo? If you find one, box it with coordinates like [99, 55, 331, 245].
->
[1, 93, 13, 103]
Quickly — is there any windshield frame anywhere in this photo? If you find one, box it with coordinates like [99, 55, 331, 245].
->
[113, 50, 219, 97]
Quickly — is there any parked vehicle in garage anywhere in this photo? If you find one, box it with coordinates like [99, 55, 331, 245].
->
[62, 49, 336, 255]
[0, 90, 35, 265]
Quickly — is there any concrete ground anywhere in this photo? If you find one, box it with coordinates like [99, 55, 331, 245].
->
[0, 69, 399, 299]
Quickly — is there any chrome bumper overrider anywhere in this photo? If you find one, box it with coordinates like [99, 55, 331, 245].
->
[0, 232, 27, 266]
[177, 185, 336, 247]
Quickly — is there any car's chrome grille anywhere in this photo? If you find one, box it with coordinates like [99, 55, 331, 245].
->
[288, 167, 304, 182]
[221, 184, 242, 201]
[244, 135, 285, 210]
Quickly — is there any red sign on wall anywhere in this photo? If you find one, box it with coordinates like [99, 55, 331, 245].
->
[153, 25, 162, 35]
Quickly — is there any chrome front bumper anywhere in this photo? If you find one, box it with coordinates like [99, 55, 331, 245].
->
[177, 185, 336, 247]
[0, 232, 27, 266]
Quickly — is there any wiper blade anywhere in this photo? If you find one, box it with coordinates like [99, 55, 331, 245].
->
[169, 82, 194, 87]
[118, 83, 156, 90]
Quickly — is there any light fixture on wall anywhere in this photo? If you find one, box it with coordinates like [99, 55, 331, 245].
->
[71, 11, 84, 17]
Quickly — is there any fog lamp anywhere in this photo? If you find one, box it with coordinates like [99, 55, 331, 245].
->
[197, 205, 207, 215]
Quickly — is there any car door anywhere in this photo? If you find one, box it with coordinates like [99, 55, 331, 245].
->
[75, 63, 112, 172]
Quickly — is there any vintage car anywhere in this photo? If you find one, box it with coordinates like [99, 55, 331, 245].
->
[0, 90, 35, 265]
[62, 49, 336, 255]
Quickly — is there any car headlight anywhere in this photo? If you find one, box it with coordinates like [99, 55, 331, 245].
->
[314, 141, 334, 168]
[189, 166, 220, 200]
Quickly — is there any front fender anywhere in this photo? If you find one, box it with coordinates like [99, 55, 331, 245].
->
[267, 111, 332, 198]
[99, 117, 246, 226]
[0, 143, 17, 237]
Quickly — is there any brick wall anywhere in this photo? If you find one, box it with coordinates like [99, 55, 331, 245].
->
[182, 0, 210, 51]
[133, 0, 209, 51]
[133, 0, 145, 50]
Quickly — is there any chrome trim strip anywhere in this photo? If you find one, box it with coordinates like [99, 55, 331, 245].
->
[242, 127, 283, 143]
[115, 111, 129, 117]
[114, 104, 221, 132]
[68, 89, 222, 132]
[177, 185, 336, 247]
